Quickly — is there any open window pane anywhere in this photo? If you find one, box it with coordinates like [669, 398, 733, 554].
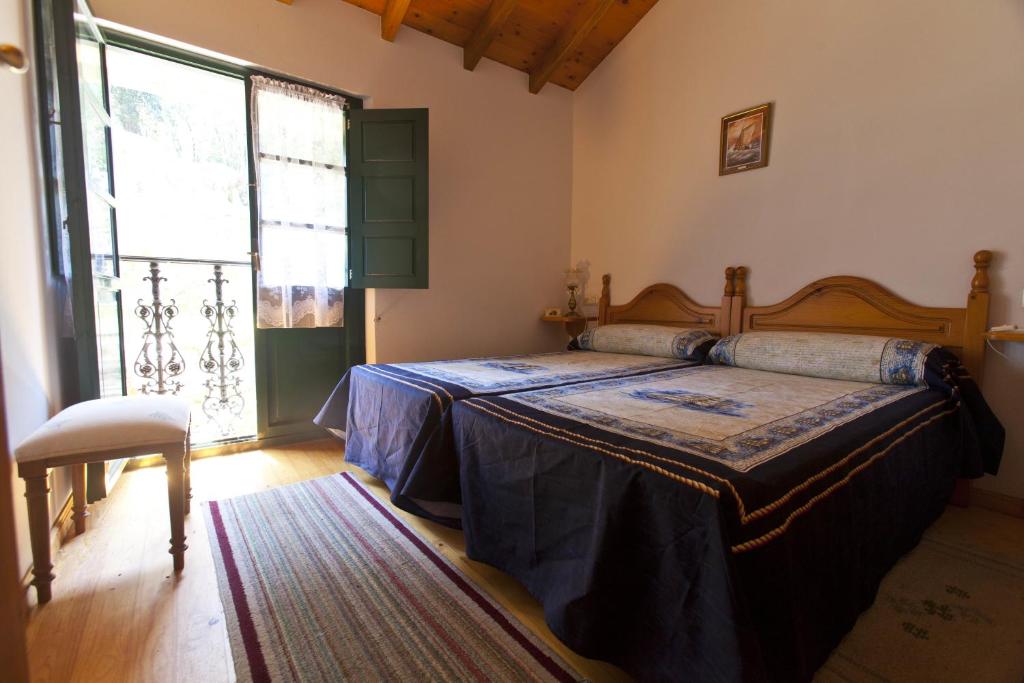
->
[74, 0, 125, 398]
[94, 285, 124, 398]
[86, 192, 116, 278]
[75, 33, 104, 115]
[80, 91, 109, 193]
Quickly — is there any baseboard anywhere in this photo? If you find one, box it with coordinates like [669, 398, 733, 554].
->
[53, 492, 76, 544]
[125, 428, 335, 471]
[971, 487, 1024, 519]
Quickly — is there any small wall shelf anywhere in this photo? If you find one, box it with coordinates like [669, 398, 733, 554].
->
[984, 330, 1024, 343]
[542, 315, 595, 338]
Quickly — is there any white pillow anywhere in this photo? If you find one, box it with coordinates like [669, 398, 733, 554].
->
[708, 332, 936, 385]
[574, 324, 717, 361]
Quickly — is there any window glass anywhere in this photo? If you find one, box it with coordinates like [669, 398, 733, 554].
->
[107, 46, 249, 262]
[253, 77, 347, 329]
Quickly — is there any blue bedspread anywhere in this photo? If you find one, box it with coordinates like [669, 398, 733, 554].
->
[454, 364, 1003, 681]
[314, 350, 701, 525]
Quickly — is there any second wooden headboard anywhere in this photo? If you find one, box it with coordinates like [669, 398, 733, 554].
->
[734, 250, 992, 380]
[597, 268, 739, 337]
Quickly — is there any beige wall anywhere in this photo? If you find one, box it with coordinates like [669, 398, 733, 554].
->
[91, 0, 574, 363]
[1, 0, 67, 578]
[571, 0, 1024, 496]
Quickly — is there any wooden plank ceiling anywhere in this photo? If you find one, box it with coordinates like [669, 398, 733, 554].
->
[282, 0, 660, 93]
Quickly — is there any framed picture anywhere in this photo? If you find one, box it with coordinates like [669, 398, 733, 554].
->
[719, 102, 773, 175]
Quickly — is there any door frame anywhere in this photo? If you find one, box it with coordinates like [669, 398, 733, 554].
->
[0, 343, 31, 683]
[245, 73, 365, 441]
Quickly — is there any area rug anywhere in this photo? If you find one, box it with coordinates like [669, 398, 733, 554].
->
[817, 527, 1024, 682]
[204, 473, 581, 682]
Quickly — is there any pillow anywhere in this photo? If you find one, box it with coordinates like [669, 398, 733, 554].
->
[570, 324, 717, 361]
[708, 331, 938, 385]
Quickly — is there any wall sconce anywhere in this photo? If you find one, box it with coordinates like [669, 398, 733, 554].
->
[1, 44, 29, 74]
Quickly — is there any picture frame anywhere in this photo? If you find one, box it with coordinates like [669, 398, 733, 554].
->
[719, 102, 773, 176]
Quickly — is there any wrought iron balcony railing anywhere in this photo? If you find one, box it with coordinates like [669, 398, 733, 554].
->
[120, 256, 256, 444]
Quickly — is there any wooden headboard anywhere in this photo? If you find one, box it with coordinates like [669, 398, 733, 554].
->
[597, 268, 739, 337]
[735, 250, 993, 379]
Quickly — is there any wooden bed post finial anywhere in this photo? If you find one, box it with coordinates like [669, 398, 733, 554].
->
[727, 266, 748, 336]
[963, 249, 993, 384]
[955, 249, 994, 507]
[971, 250, 992, 294]
[598, 274, 611, 326]
[733, 267, 748, 298]
[721, 267, 736, 336]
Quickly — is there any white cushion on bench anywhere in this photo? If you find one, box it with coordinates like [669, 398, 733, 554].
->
[14, 396, 191, 463]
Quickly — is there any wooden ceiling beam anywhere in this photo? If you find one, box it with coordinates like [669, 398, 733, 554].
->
[381, 0, 413, 42]
[529, 0, 615, 94]
[463, 0, 518, 71]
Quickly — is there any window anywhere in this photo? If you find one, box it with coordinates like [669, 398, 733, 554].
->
[251, 76, 348, 329]
[107, 46, 250, 262]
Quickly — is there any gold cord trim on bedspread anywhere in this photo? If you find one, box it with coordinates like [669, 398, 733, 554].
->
[463, 400, 722, 499]
[466, 396, 960, 553]
[740, 400, 949, 523]
[731, 406, 958, 553]
[360, 365, 447, 413]
[474, 397, 738, 502]
[365, 365, 456, 403]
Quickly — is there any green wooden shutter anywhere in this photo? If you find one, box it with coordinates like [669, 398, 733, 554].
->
[347, 108, 429, 289]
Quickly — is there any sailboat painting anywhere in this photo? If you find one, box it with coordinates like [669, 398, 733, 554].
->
[720, 102, 773, 175]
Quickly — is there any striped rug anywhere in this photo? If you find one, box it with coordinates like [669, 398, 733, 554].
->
[204, 473, 581, 682]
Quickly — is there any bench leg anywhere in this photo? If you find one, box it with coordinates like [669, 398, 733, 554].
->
[72, 463, 88, 535]
[24, 474, 55, 604]
[165, 448, 188, 572]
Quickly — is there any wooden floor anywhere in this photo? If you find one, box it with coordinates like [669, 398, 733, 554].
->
[23, 440, 631, 683]
[23, 439, 1024, 682]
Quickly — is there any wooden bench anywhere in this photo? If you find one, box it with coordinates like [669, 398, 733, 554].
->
[14, 396, 191, 604]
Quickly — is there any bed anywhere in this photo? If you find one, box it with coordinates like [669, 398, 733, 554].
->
[453, 251, 1005, 682]
[314, 268, 741, 525]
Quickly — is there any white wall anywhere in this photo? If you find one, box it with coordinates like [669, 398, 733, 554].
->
[91, 0, 575, 363]
[571, 0, 1024, 496]
[1, 0, 66, 577]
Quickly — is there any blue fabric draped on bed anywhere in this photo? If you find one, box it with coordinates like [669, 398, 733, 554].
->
[314, 349, 710, 525]
[453, 353, 1003, 682]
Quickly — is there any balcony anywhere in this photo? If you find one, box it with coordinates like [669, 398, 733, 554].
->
[119, 256, 257, 446]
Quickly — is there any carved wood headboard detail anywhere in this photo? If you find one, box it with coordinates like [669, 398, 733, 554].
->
[598, 268, 739, 337]
[737, 250, 993, 380]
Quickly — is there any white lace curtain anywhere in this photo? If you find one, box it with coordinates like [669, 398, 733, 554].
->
[251, 75, 348, 328]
